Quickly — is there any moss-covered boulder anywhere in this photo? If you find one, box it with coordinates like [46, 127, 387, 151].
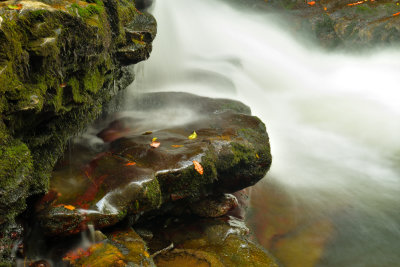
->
[62, 227, 155, 266]
[0, 0, 156, 264]
[34, 92, 272, 236]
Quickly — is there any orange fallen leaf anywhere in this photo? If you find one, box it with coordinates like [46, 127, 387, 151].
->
[323, 7, 327, 11]
[63, 205, 76, 210]
[347, 1, 363, 6]
[60, 82, 67, 88]
[125, 161, 136, 166]
[150, 141, 160, 148]
[171, 145, 184, 148]
[307, 1, 316, 6]
[193, 160, 204, 175]
[393, 12, 400, 16]
[143, 251, 150, 258]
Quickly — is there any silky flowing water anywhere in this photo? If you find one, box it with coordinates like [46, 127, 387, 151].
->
[126, 0, 400, 266]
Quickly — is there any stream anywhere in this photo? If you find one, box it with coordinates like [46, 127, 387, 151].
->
[127, 0, 400, 266]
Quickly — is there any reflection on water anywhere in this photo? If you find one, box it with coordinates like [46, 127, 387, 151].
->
[129, 0, 400, 266]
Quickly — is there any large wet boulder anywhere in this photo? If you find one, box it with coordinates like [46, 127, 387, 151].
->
[35, 92, 272, 236]
[0, 0, 156, 264]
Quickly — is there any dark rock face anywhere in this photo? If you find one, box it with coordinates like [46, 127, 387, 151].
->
[34, 92, 272, 236]
[237, 0, 400, 49]
[0, 0, 156, 264]
[135, 0, 155, 11]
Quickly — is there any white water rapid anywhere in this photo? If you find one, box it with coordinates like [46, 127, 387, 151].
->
[126, 0, 400, 266]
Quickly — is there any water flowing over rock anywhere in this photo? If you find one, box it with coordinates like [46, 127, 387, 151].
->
[34, 92, 272, 236]
[0, 0, 156, 264]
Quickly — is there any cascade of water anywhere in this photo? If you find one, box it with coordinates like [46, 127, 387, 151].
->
[127, 0, 400, 266]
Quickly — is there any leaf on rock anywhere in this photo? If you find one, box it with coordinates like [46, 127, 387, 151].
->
[307, 1, 316, 6]
[63, 205, 76, 211]
[8, 4, 22, 10]
[150, 141, 160, 148]
[188, 131, 197, 140]
[193, 160, 204, 175]
[152, 137, 158, 142]
[125, 161, 136, 166]
[171, 145, 184, 148]
[142, 131, 153, 135]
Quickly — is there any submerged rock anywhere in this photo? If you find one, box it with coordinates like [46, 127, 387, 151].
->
[247, 181, 335, 267]
[35, 92, 272, 236]
[148, 215, 279, 267]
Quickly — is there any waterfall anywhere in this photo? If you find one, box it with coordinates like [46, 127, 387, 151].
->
[127, 0, 400, 266]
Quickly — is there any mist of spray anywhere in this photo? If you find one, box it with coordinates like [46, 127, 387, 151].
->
[127, 0, 400, 266]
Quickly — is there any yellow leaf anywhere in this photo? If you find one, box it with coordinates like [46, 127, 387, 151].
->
[188, 131, 197, 140]
[144, 251, 150, 258]
[152, 137, 157, 142]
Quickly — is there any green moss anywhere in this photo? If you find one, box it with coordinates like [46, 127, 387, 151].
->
[142, 178, 162, 210]
[156, 149, 218, 201]
[83, 68, 105, 94]
[70, 2, 105, 19]
[0, 122, 33, 225]
[69, 77, 83, 103]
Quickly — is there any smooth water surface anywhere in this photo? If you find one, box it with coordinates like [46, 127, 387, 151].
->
[127, 0, 400, 266]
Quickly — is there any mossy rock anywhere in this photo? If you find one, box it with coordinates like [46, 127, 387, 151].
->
[0, 0, 156, 264]
[34, 92, 272, 236]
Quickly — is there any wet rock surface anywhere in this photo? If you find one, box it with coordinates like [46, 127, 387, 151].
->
[0, 0, 156, 263]
[21, 215, 279, 266]
[235, 0, 400, 49]
[148, 215, 279, 267]
[35, 92, 272, 236]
